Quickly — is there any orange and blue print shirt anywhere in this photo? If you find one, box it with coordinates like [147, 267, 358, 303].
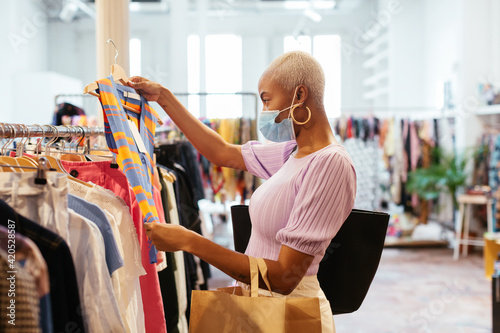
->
[97, 76, 161, 263]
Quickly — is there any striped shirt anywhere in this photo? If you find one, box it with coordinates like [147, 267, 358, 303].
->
[97, 76, 160, 263]
[241, 140, 357, 276]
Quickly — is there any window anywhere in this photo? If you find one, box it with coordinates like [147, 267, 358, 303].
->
[205, 34, 242, 118]
[187, 35, 201, 117]
[129, 38, 142, 77]
[284, 35, 341, 118]
[187, 34, 243, 119]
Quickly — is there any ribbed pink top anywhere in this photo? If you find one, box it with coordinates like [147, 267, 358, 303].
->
[241, 140, 357, 276]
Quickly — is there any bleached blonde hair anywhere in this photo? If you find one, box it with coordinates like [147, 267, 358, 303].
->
[261, 51, 325, 106]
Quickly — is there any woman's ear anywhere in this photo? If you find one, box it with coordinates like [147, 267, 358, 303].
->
[296, 85, 308, 103]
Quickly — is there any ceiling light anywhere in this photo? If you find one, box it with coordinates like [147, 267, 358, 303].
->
[284, 1, 309, 10]
[313, 1, 336, 10]
[59, 2, 79, 23]
[304, 8, 322, 22]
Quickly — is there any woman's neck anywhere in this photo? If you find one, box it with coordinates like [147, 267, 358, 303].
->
[294, 110, 338, 158]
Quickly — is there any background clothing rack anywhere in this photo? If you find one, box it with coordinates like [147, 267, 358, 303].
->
[339, 106, 458, 120]
[172, 92, 259, 119]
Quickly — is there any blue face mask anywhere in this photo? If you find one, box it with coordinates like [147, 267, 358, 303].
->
[258, 88, 301, 142]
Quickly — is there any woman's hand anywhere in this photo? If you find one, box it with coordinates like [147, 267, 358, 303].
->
[144, 222, 192, 252]
[128, 76, 164, 102]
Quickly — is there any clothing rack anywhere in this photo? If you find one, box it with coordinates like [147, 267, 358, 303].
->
[0, 123, 105, 139]
[339, 106, 457, 120]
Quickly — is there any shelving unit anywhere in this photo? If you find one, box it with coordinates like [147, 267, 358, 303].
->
[362, 27, 390, 106]
[475, 105, 500, 116]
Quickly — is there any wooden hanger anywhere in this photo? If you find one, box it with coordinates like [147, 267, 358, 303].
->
[83, 39, 163, 125]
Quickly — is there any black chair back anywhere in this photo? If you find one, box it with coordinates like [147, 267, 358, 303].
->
[230, 205, 389, 315]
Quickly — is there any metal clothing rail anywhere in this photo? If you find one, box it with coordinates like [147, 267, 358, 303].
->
[339, 106, 458, 120]
[0, 123, 105, 139]
[172, 92, 259, 119]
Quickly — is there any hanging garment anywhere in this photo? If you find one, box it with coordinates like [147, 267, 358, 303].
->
[0, 224, 51, 333]
[68, 180, 146, 333]
[68, 195, 124, 276]
[157, 162, 209, 323]
[152, 187, 168, 273]
[156, 170, 180, 333]
[409, 121, 421, 209]
[0, 172, 70, 245]
[241, 118, 256, 201]
[96, 76, 159, 264]
[52, 102, 86, 126]
[159, 167, 189, 333]
[0, 199, 84, 333]
[0, 172, 125, 332]
[61, 160, 166, 333]
[218, 118, 238, 200]
[67, 209, 126, 333]
[0, 249, 42, 333]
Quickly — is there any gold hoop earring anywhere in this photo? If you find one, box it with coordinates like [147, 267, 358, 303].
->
[291, 106, 311, 125]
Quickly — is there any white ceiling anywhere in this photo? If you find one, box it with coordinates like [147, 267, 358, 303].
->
[46, 0, 367, 21]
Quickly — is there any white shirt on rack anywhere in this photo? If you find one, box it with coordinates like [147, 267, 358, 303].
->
[68, 209, 126, 333]
[68, 180, 146, 333]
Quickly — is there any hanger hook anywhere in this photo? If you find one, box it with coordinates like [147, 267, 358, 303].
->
[107, 39, 118, 65]
[61, 125, 71, 152]
[0, 124, 6, 156]
[17, 124, 29, 157]
[2, 124, 16, 156]
[32, 124, 42, 155]
[46, 125, 59, 156]
[76, 126, 85, 153]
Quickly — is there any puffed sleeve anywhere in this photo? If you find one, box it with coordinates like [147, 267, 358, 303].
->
[241, 140, 297, 180]
[276, 151, 357, 256]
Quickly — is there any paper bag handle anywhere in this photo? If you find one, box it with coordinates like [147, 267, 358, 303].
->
[249, 257, 273, 297]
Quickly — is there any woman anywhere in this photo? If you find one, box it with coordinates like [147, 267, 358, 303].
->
[129, 50, 357, 332]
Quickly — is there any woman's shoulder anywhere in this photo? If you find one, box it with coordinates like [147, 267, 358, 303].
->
[304, 144, 356, 177]
[309, 143, 353, 164]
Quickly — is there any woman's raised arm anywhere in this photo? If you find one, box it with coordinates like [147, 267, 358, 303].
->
[129, 76, 247, 171]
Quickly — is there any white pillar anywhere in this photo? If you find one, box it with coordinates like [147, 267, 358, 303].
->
[198, 0, 208, 118]
[168, 0, 189, 92]
[94, 0, 130, 127]
[95, 0, 130, 79]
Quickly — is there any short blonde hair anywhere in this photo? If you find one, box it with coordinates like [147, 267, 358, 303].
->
[261, 51, 325, 106]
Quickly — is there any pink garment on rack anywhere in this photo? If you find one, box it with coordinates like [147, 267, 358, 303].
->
[152, 186, 167, 271]
[409, 122, 421, 208]
[401, 120, 409, 183]
[60, 160, 167, 333]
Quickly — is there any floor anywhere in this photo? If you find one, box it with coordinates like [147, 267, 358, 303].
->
[206, 216, 492, 333]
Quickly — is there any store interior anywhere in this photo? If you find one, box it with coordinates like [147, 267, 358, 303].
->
[1, 0, 499, 332]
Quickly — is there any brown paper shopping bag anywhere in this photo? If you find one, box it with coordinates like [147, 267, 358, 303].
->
[189, 257, 322, 333]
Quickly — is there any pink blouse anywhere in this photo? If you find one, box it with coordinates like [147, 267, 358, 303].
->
[241, 140, 357, 276]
